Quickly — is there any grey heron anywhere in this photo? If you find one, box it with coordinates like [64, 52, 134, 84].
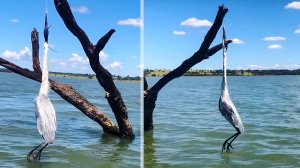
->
[218, 27, 244, 152]
[27, 11, 56, 161]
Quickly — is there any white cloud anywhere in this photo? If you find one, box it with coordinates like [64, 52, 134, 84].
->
[69, 53, 89, 65]
[294, 28, 300, 34]
[50, 59, 67, 67]
[10, 19, 19, 23]
[99, 51, 108, 61]
[173, 30, 186, 35]
[51, 51, 110, 71]
[137, 64, 144, 69]
[181, 18, 212, 27]
[117, 18, 143, 27]
[51, 53, 90, 70]
[1, 46, 31, 60]
[235, 66, 244, 69]
[263, 36, 286, 41]
[71, 6, 88, 14]
[232, 38, 244, 44]
[107, 61, 123, 69]
[285, 1, 300, 9]
[267, 44, 282, 49]
[58, 62, 67, 66]
[248, 64, 300, 70]
[275, 64, 300, 69]
[249, 64, 267, 70]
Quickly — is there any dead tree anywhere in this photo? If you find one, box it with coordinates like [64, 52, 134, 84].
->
[0, 0, 134, 139]
[54, 0, 134, 138]
[144, 5, 232, 130]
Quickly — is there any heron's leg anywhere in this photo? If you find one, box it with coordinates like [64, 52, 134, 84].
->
[27, 143, 43, 161]
[222, 133, 237, 152]
[226, 132, 240, 152]
[36, 143, 49, 160]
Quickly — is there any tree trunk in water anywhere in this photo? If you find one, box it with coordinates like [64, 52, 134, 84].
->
[0, 0, 138, 138]
[0, 56, 120, 136]
[53, 0, 134, 138]
[144, 5, 231, 130]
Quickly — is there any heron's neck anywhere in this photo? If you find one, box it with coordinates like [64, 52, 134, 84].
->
[39, 42, 49, 96]
[221, 39, 228, 95]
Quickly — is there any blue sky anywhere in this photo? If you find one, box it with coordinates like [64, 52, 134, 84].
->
[145, 0, 300, 70]
[0, 0, 140, 76]
[2, 1, 300, 76]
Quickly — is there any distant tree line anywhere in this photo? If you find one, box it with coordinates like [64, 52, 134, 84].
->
[0, 68, 140, 81]
[144, 69, 300, 77]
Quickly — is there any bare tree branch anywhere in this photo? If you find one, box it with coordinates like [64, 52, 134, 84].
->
[31, 28, 41, 74]
[95, 29, 116, 55]
[54, 0, 92, 54]
[54, 0, 134, 138]
[144, 5, 229, 130]
[150, 6, 228, 94]
[144, 77, 148, 91]
[1, 25, 121, 136]
[207, 40, 232, 57]
[0, 56, 120, 136]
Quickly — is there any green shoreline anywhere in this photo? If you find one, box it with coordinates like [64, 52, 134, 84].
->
[3, 68, 300, 79]
[144, 69, 300, 77]
[0, 69, 140, 82]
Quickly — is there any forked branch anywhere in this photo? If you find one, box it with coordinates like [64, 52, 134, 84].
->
[144, 5, 230, 130]
[54, 0, 134, 138]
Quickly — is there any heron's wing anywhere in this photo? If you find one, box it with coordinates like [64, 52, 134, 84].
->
[219, 97, 236, 125]
[35, 98, 43, 135]
[219, 97, 244, 132]
[219, 98, 235, 116]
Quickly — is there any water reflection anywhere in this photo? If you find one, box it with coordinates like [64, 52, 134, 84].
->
[144, 76, 300, 167]
[0, 73, 140, 168]
[100, 133, 134, 162]
[144, 130, 175, 168]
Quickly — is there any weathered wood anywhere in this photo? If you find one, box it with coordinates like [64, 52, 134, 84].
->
[0, 56, 120, 135]
[144, 5, 230, 130]
[31, 28, 41, 74]
[54, 0, 134, 138]
[144, 77, 148, 90]
[1, 24, 121, 136]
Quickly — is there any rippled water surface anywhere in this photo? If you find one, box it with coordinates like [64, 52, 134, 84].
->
[0, 73, 140, 168]
[145, 76, 300, 168]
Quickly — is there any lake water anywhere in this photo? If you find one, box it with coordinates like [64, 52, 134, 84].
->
[0, 73, 140, 168]
[2, 73, 300, 168]
[144, 76, 300, 168]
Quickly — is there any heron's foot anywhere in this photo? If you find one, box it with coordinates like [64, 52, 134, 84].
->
[27, 152, 41, 161]
[226, 143, 234, 153]
[27, 143, 48, 161]
[222, 141, 227, 151]
[222, 141, 234, 153]
[27, 143, 42, 161]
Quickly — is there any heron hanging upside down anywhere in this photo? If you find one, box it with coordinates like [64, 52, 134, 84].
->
[27, 11, 56, 161]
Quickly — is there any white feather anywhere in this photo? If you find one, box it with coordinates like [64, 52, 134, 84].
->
[35, 42, 56, 143]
